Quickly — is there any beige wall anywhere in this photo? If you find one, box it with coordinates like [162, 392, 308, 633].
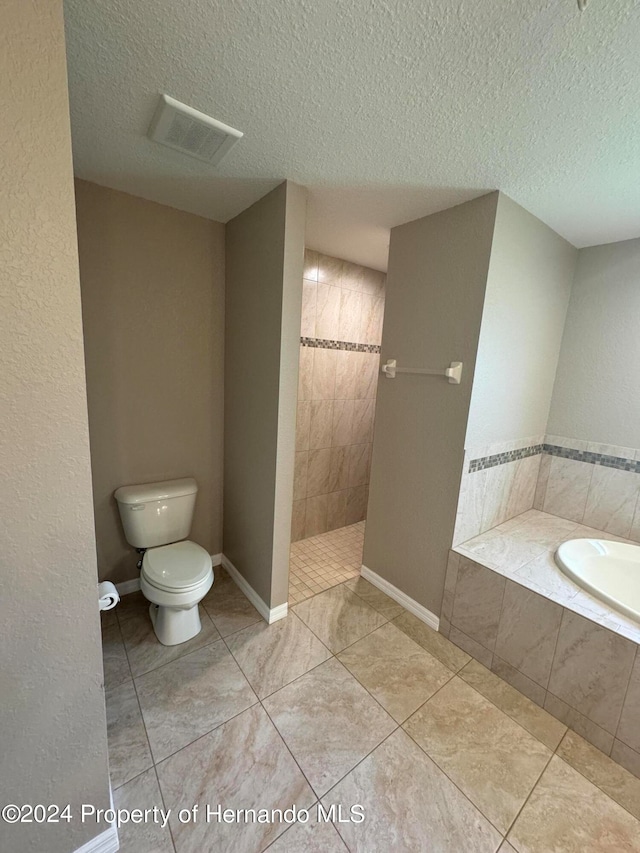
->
[224, 182, 306, 609]
[293, 250, 385, 540]
[453, 195, 577, 546]
[466, 194, 577, 449]
[0, 2, 111, 851]
[76, 180, 225, 584]
[548, 236, 640, 448]
[364, 194, 499, 616]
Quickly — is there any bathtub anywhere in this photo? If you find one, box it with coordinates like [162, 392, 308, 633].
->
[555, 538, 640, 623]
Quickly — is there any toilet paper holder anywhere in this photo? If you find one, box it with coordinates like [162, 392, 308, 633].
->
[98, 581, 120, 611]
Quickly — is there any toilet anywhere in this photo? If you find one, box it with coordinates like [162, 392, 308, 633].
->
[114, 477, 213, 646]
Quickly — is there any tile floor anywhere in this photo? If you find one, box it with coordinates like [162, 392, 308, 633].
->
[102, 565, 640, 852]
[288, 522, 364, 603]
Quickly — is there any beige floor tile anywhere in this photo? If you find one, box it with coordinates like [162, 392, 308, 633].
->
[102, 623, 132, 689]
[267, 818, 348, 852]
[119, 606, 220, 677]
[322, 729, 501, 852]
[263, 658, 395, 796]
[117, 590, 150, 625]
[459, 658, 567, 750]
[157, 705, 314, 853]
[392, 611, 471, 672]
[225, 612, 331, 699]
[105, 680, 153, 790]
[135, 641, 257, 762]
[557, 729, 640, 821]
[508, 755, 640, 852]
[338, 622, 453, 722]
[293, 585, 387, 653]
[498, 843, 517, 853]
[403, 676, 551, 834]
[113, 768, 174, 852]
[101, 607, 118, 629]
[201, 568, 262, 637]
[343, 577, 404, 619]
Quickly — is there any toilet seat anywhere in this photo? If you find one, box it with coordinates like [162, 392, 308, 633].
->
[142, 540, 212, 592]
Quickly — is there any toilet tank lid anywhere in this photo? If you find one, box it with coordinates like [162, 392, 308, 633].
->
[114, 477, 198, 505]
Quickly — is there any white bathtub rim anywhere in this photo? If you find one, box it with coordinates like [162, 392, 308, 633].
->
[555, 538, 640, 625]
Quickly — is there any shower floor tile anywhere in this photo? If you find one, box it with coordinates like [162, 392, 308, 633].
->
[288, 521, 364, 603]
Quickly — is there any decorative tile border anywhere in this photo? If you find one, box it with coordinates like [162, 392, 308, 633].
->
[469, 444, 543, 472]
[543, 444, 640, 473]
[469, 443, 640, 474]
[300, 336, 381, 354]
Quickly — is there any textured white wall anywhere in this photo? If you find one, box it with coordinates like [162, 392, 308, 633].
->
[0, 2, 111, 851]
[466, 194, 577, 450]
[547, 237, 640, 448]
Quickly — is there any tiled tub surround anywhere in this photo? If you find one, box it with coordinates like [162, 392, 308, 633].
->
[454, 435, 545, 546]
[293, 250, 385, 541]
[442, 508, 640, 779]
[455, 434, 640, 547]
[537, 436, 640, 539]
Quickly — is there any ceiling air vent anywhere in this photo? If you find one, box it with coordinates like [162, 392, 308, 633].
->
[148, 94, 243, 166]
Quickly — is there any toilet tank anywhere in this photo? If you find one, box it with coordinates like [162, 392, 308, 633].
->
[114, 477, 198, 548]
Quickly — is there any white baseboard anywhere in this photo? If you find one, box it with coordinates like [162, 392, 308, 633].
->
[74, 770, 119, 851]
[221, 554, 288, 624]
[360, 564, 439, 631]
[74, 822, 118, 852]
[115, 578, 140, 595]
[211, 552, 223, 566]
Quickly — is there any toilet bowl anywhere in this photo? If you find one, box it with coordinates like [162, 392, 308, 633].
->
[140, 540, 213, 645]
[114, 477, 215, 646]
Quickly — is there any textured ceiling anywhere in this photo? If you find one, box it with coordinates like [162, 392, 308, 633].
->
[64, 0, 640, 271]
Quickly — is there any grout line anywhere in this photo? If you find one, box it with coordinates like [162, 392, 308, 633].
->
[456, 659, 563, 745]
[128, 619, 225, 680]
[578, 461, 596, 525]
[318, 725, 401, 850]
[151, 762, 178, 852]
[544, 607, 568, 715]
[501, 748, 556, 840]
[553, 731, 640, 822]
[152, 699, 262, 769]
[124, 648, 159, 801]
[397, 669, 571, 839]
[255, 697, 319, 811]
[613, 644, 638, 744]
[537, 456, 550, 511]
[398, 715, 507, 840]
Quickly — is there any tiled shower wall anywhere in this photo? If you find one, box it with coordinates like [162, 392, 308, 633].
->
[292, 250, 385, 541]
[454, 435, 640, 546]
